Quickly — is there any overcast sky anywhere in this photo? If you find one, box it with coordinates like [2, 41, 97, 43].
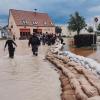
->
[0, 0, 100, 26]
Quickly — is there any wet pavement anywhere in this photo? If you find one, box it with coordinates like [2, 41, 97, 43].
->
[0, 40, 61, 100]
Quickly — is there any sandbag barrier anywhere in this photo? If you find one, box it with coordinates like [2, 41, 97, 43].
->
[46, 52, 100, 100]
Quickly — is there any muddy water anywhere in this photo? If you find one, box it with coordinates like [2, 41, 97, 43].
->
[64, 38, 100, 62]
[0, 40, 61, 100]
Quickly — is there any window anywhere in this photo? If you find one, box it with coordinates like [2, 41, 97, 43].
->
[22, 20, 27, 25]
[44, 21, 47, 25]
[51, 22, 53, 25]
[32, 21, 38, 25]
[11, 25, 13, 28]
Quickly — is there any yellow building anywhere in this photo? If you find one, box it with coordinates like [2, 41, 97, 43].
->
[8, 9, 55, 39]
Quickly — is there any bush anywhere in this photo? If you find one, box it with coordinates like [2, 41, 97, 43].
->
[74, 34, 96, 47]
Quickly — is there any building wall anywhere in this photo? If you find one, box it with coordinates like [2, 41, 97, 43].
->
[8, 11, 19, 37]
[13, 26, 55, 38]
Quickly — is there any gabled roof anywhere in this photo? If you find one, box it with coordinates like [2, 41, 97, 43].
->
[10, 9, 54, 27]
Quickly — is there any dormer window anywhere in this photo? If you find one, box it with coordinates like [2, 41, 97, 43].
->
[44, 21, 47, 25]
[51, 22, 53, 25]
[32, 21, 38, 25]
[22, 20, 27, 25]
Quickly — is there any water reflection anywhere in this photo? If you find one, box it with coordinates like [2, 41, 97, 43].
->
[9, 59, 18, 75]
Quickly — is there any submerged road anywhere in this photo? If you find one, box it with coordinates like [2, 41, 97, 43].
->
[0, 40, 61, 100]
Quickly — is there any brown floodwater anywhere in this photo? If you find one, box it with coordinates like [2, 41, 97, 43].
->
[64, 38, 100, 62]
[0, 40, 61, 100]
[69, 47, 94, 57]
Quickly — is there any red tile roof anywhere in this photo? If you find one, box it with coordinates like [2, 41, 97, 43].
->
[10, 9, 54, 27]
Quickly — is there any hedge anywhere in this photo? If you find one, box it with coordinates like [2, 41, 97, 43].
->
[74, 34, 96, 47]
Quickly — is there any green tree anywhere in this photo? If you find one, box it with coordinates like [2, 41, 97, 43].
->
[87, 26, 94, 33]
[97, 24, 100, 31]
[55, 26, 62, 34]
[68, 12, 86, 35]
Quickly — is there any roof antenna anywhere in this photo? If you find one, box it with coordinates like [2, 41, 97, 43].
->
[34, 9, 37, 16]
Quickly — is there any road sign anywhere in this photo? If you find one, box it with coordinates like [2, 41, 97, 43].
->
[94, 17, 98, 22]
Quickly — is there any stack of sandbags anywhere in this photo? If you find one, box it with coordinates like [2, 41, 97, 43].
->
[79, 76, 99, 97]
[62, 67, 88, 100]
[82, 69, 100, 94]
[60, 74, 76, 100]
[53, 55, 71, 64]
[46, 53, 100, 100]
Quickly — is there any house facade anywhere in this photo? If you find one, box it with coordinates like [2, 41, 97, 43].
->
[8, 9, 55, 39]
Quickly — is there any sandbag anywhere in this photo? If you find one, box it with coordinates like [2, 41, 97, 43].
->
[79, 76, 99, 97]
[67, 61, 78, 66]
[75, 88, 88, 100]
[87, 96, 100, 100]
[81, 85, 98, 97]
[61, 78, 69, 87]
[83, 69, 100, 94]
[62, 67, 75, 79]
[63, 90, 75, 95]
[63, 84, 72, 91]
[74, 65, 84, 74]
[70, 78, 80, 89]
[61, 93, 76, 100]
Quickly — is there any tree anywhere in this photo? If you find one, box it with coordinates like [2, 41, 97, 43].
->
[87, 26, 94, 33]
[55, 26, 62, 34]
[97, 24, 100, 31]
[68, 12, 86, 35]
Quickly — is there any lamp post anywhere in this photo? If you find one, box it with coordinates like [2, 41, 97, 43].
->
[93, 17, 98, 51]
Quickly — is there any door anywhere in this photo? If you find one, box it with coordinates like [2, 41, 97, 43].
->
[20, 28, 30, 39]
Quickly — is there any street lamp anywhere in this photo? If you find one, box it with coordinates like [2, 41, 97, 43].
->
[92, 17, 98, 51]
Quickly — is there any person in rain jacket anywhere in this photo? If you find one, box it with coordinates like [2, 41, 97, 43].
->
[28, 32, 40, 56]
[4, 36, 17, 58]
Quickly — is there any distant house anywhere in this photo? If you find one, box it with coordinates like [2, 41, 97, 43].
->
[56, 24, 95, 37]
[8, 9, 55, 39]
[0, 28, 2, 38]
[0, 26, 3, 38]
[56, 24, 76, 37]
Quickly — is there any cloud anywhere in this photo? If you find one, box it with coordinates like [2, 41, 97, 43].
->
[88, 5, 100, 12]
[0, 0, 100, 26]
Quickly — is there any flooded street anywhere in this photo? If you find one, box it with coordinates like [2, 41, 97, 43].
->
[0, 40, 61, 100]
[64, 38, 100, 62]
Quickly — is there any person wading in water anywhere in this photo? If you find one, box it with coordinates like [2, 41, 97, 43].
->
[28, 32, 40, 56]
[4, 36, 17, 58]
